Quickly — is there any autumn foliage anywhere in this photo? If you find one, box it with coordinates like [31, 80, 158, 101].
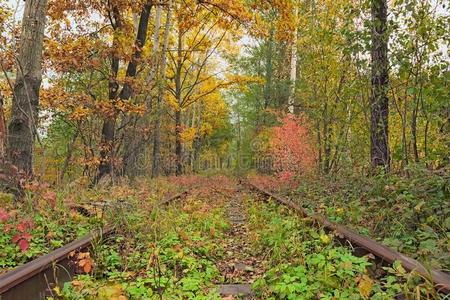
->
[269, 114, 316, 184]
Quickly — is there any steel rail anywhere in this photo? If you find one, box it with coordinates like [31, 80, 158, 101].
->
[0, 190, 187, 299]
[246, 181, 450, 294]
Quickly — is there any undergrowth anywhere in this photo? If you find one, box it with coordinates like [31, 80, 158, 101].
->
[251, 165, 450, 270]
[248, 197, 445, 299]
[59, 193, 230, 299]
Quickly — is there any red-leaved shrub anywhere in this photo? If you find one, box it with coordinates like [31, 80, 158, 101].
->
[270, 114, 316, 185]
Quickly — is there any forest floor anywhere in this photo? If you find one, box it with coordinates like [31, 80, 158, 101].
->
[1, 174, 448, 299]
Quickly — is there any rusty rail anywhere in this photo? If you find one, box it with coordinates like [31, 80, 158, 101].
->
[0, 191, 187, 299]
[246, 181, 450, 294]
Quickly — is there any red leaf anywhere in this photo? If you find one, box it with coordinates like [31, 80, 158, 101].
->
[16, 222, 27, 232]
[12, 234, 21, 243]
[18, 239, 29, 252]
[0, 208, 9, 222]
[21, 232, 32, 240]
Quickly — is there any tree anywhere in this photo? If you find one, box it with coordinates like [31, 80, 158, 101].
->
[166, 2, 234, 175]
[7, 0, 48, 175]
[96, 1, 153, 182]
[152, 2, 173, 178]
[370, 0, 390, 171]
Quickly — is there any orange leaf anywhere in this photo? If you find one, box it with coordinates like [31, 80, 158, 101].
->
[83, 260, 92, 273]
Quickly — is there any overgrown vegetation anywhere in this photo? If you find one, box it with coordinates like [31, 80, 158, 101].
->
[59, 182, 231, 299]
[250, 165, 450, 270]
[0, 185, 102, 271]
[248, 197, 444, 299]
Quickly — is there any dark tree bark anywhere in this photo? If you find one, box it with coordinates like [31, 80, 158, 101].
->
[173, 30, 183, 176]
[120, 2, 154, 177]
[7, 0, 47, 176]
[175, 110, 182, 176]
[370, 0, 390, 171]
[96, 2, 152, 182]
[96, 6, 121, 184]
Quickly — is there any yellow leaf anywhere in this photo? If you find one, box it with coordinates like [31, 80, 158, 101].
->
[357, 275, 373, 299]
[53, 286, 61, 296]
[320, 233, 330, 244]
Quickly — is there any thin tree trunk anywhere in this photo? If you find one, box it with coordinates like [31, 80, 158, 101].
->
[59, 128, 80, 183]
[288, 5, 298, 114]
[151, 4, 172, 178]
[263, 27, 274, 118]
[175, 110, 182, 175]
[0, 94, 6, 158]
[174, 29, 183, 176]
[7, 0, 47, 176]
[411, 96, 419, 163]
[370, 0, 390, 171]
[424, 118, 429, 160]
[402, 90, 409, 167]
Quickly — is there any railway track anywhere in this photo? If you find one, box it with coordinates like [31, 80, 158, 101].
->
[0, 191, 187, 300]
[245, 180, 450, 295]
[1, 179, 449, 299]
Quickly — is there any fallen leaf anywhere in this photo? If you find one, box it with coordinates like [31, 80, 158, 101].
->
[357, 275, 373, 299]
[71, 280, 82, 287]
[83, 260, 92, 273]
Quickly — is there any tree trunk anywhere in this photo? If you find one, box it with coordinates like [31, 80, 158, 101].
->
[152, 2, 172, 178]
[7, 0, 47, 176]
[59, 128, 80, 183]
[288, 6, 298, 114]
[411, 94, 420, 163]
[370, 0, 390, 171]
[263, 28, 274, 114]
[175, 110, 182, 176]
[173, 29, 184, 176]
[97, 2, 152, 182]
[120, 2, 153, 176]
[0, 94, 6, 158]
[96, 6, 121, 183]
[123, 4, 163, 179]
